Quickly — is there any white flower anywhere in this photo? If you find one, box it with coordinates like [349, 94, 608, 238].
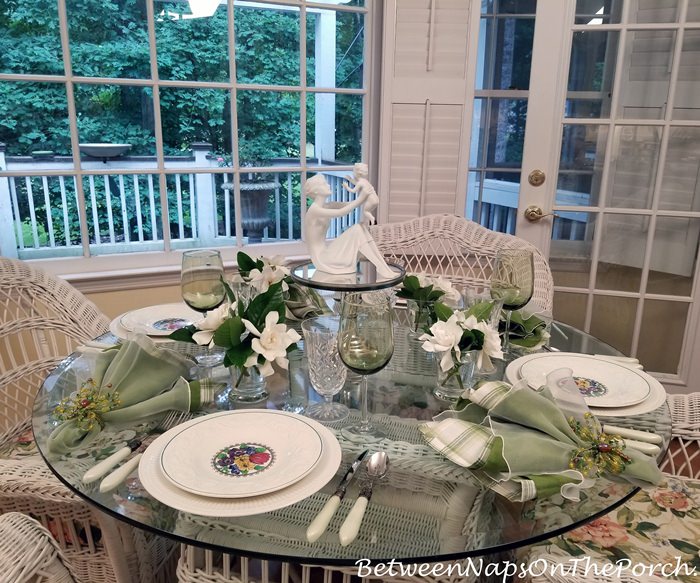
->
[419, 316, 463, 372]
[242, 311, 301, 376]
[192, 304, 230, 347]
[248, 265, 289, 293]
[261, 255, 290, 273]
[470, 319, 503, 370]
[431, 276, 462, 307]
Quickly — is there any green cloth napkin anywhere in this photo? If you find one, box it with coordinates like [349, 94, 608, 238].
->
[419, 375, 663, 502]
[465, 300, 549, 350]
[48, 335, 211, 454]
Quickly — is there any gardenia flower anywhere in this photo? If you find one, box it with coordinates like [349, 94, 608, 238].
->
[419, 317, 463, 372]
[242, 311, 301, 377]
[431, 276, 462, 307]
[248, 265, 289, 293]
[192, 304, 230, 347]
[469, 317, 503, 370]
[412, 273, 461, 307]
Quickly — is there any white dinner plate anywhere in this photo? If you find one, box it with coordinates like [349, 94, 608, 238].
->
[119, 303, 199, 336]
[515, 353, 651, 408]
[139, 411, 342, 517]
[159, 410, 324, 498]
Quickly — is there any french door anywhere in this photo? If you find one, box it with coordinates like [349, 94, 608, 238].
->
[378, 0, 700, 390]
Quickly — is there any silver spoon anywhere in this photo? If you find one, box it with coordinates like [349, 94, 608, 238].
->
[338, 451, 389, 546]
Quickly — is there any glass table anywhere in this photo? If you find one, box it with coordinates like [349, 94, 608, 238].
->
[32, 323, 671, 566]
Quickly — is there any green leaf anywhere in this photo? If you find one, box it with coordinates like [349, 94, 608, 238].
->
[237, 251, 258, 275]
[670, 539, 700, 554]
[213, 316, 245, 348]
[222, 278, 236, 303]
[245, 281, 285, 329]
[465, 301, 494, 322]
[433, 302, 454, 322]
[168, 325, 197, 343]
[402, 275, 420, 292]
[635, 521, 659, 533]
[616, 506, 634, 526]
[225, 346, 253, 368]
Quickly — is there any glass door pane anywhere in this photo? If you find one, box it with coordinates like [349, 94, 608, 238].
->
[466, 0, 535, 233]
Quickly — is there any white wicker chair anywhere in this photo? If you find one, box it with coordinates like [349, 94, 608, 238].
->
[0, 511, 77, 583]
[0, 257, 177, 583]
[518, 392, 700, 583]
[369, 214, 553, 314]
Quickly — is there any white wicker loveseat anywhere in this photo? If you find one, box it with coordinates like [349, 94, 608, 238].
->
[369, 214, 553, 313]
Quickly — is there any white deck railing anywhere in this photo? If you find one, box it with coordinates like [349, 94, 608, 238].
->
[0, 144, 361, 259]
[0, 144, 587, 260]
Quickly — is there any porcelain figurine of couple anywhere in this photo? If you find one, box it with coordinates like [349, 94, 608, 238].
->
[303, 163, 395, 279]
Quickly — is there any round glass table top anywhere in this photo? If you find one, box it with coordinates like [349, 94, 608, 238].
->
[290, 260, 405, 292]
[32, 324, 670, 566]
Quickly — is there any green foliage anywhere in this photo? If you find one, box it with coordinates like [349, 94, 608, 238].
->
[0, 1, 363, 250]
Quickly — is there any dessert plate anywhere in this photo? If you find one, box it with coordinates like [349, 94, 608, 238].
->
[139, 411, 342, 517]
[158, 410, 324, 498]
[119, 303, 199, 336]
[506, 352, 652, 408]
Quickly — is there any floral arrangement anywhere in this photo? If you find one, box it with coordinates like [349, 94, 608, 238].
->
[396, 274, 461, 333]
[169, 279, 300, 379]
[419, 302, 503, 390]
[234, 251, 330, 321]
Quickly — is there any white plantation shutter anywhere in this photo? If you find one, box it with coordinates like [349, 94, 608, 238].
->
[378, 0, 473, 223]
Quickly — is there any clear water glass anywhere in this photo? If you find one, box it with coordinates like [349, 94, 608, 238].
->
[302, 315, 349, 422]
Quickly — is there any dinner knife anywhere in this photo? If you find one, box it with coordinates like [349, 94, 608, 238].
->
[82, 439, 142, 484]
[306, 449, 368, 543]
[99, 454, 143, 493]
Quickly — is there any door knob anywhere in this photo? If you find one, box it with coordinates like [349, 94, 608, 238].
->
[524, 205, 559, 222]
[528, 169, 546, 187]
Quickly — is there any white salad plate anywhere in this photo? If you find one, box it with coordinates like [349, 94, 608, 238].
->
[504, 352, 667, 417]
[119, 303, 199, 336]
[139, 411, 342, 517]
[158, 410, 324, 498]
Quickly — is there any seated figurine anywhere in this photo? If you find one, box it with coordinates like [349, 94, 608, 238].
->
[303, 173, 395, 278]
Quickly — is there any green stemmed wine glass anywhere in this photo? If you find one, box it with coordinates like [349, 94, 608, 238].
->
[490, 248, 535, 358]
[337, 291, 394, 443]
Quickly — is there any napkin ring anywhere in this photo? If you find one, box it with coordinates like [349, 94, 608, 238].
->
[568, 413, 632, 478]
[53, 379, 120, 431]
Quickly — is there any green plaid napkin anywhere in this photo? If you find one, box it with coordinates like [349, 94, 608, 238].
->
[48, 335, 213, 454]
[419, 378, 662, 502]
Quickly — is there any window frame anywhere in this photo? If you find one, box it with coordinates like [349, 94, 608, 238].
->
[0, 0, 378, 289]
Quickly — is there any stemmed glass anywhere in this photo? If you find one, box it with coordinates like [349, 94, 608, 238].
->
[181, 250, 226, 379]
[490, 249, 535, 358]
[302, 315, 349, 422]
[337, 292, 394, 443]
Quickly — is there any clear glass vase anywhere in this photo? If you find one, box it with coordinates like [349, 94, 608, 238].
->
[433, 350, 478, 401]
[406, 299, 436, 341]
[228, 366, 268, 403]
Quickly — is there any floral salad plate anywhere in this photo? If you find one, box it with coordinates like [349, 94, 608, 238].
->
[505, 352, 661, 409]
[119, 303, 199, 337]
[139, 410, 342, 517]
[158, 410, 324, 498]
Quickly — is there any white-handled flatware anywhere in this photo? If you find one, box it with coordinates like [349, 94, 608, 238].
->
[99, 454, 143, 493]
[623, 440, 661, 457]
[306, 450, 368, 543]
[339, 451, 389, 547]
[83, 439, 141, 484]
[603, 424, 663, 444]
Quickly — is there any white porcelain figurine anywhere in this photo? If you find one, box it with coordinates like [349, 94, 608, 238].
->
[343, 163, 378, 226]
[303, 173, 395, 278]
